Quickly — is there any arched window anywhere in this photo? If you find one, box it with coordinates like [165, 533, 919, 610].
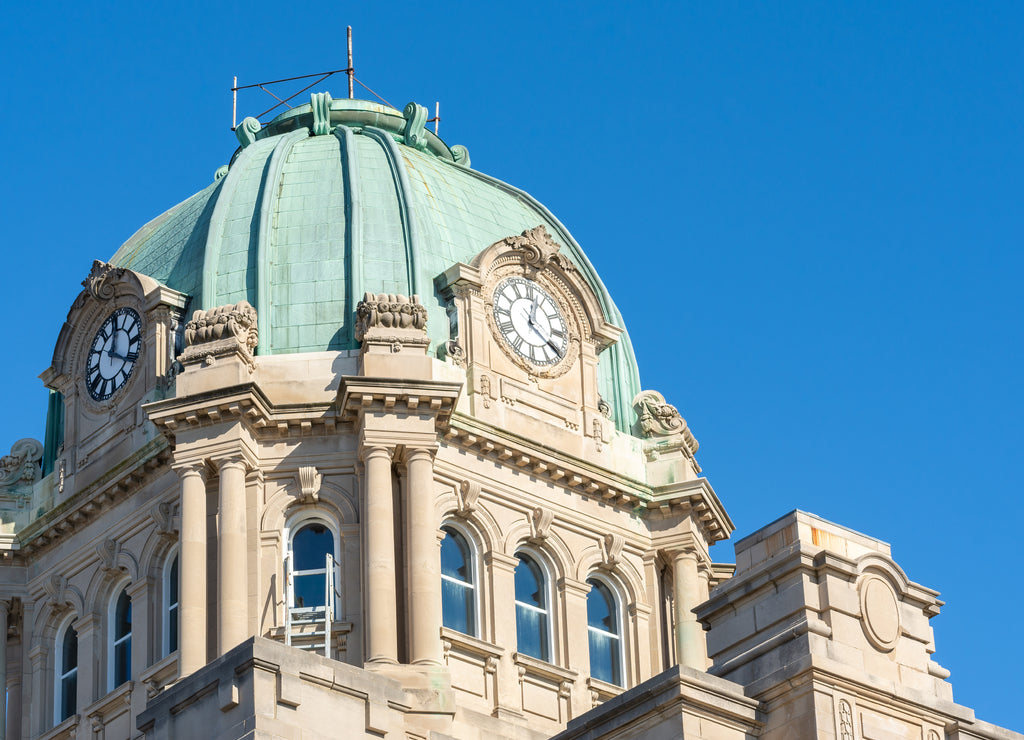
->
[440, 525, 477, 636]
[514, 553, 551, 662]
[289, 521, 336, 613]
[55, 618, 77, 724]
[110, 587, 131, 688]
[586, 577, 623, 686]
[163, 552, 179, 656]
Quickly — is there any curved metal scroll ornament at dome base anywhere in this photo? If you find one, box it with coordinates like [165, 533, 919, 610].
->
[236, 116, 261, 148]
[354, 292, 428, 341]
[184, 301, 259, 353]
[0, 439, 43, 495]
[403, 102, 429, 151]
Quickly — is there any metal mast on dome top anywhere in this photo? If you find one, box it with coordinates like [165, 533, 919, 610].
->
[230, 27, 441, 134]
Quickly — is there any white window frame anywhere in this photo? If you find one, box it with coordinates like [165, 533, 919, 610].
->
[284, 513, 341, 620]
[54, 614, 78, 726]
[107, 581, 132, 691]
[440, 522, 481, 638]
[162, 547, 180, 657]
[513, 548, 556, 663]
[585, 574, 626, 687]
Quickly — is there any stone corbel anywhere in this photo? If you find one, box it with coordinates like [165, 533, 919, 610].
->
[43, 575, 82, 615]
[529, 506, 554, 543]
[455, 479, 481, 517]
[151, 501, 178, 541]
[97, 538, 122, 573]
[599, 533, 625, 570]
[297, 465, 322, 504]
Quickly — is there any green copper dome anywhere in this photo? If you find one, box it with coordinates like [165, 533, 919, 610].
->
[109, 96, 641, 430]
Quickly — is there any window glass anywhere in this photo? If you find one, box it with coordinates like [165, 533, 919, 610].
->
[440, 527, 476, 635]
[113, 589, 132, 687]
[167, 555, 179, 654]
[58, 624, 77, 723]
[515, 554, 550, 662]
[291, 523, 333, 609]
[586, 578, 622, 686]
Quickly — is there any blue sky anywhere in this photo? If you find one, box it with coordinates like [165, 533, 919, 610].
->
[2, 1, 1021, 730]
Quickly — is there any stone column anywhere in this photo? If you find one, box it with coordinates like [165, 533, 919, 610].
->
[0, 600, 8, 740]
[75, 612, 99, 715]
[486, 551, 521, 720]
[127, 579, 152, 722]
[6, 638, 20, 740]
[177, 463, 208, 675]
[672, 550, 706, 670]
[217, 456, 249, 656]
[559, 577, 591, 718]
[364, 446, 398, 665]
[405, 448, 442, 665]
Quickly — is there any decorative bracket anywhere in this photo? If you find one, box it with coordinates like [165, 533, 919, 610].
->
[311, 92, 332, 136]
[529, 507, 554, 542]
[402, 102, 429, 150]
[297, 465, 322, 504]
[456, 479, 481, 517]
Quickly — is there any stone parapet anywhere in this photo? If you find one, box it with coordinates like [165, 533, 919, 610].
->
[550, 664, 762, 740]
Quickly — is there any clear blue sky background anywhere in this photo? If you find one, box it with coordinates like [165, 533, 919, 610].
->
[2, 1, 1021, 730]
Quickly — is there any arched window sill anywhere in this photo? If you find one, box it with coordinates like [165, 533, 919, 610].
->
[83, 681, 133, 736]
[39, 713, 79, 740]
[586, 674, 624, 706]
[512, 652, 578, 685]
[140, 651, 180, 697]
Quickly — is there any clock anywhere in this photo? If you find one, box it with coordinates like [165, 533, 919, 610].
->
[492, 277, 568, 366]
[86, 307, 142, 401]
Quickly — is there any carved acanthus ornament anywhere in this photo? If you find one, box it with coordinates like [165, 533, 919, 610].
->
[83, 260, 127, 302]
[179, 301, 259, 370]
[499, 225, 575, 273]
[355, 293, 428, 338]
[0, 439, 43, 497]
[633, 390, 699, 457]
[354, 292, 429, 352]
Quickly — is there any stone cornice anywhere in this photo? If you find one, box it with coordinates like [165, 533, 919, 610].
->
[445, 412, 648, 510]
[12, 437, 172, 560]
[144, 382, 339, 440]
[649, 479, 734, 544]
[337, 377, 462, 426]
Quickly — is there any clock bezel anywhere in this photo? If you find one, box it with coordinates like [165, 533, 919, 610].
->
[485, 272, 579, 378]
[84, 306, 143, 403]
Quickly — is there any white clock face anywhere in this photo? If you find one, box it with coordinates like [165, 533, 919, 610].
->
[86, 307, 142, 401]
[493, 277, 568, 366]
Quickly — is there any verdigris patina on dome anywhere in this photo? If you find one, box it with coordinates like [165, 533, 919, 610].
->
[109, 94, 640, 430]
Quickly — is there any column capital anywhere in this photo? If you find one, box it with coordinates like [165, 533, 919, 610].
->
[210, 452, 255, 473]
[172, 460, 208, 480]
[403, 445, 438, 464]
[360, 445, 393, 463]
[484, 551, 520, 572]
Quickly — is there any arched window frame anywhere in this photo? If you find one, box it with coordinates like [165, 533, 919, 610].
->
[440, 521, 481, 638]
[283, 511, 341, 619]
[585, 573, 626, 687]
[54, 614, 78, 726]
[513, 547, 556, 664]
[107, 581, 132, 691]
[162, 547, 180, 657]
